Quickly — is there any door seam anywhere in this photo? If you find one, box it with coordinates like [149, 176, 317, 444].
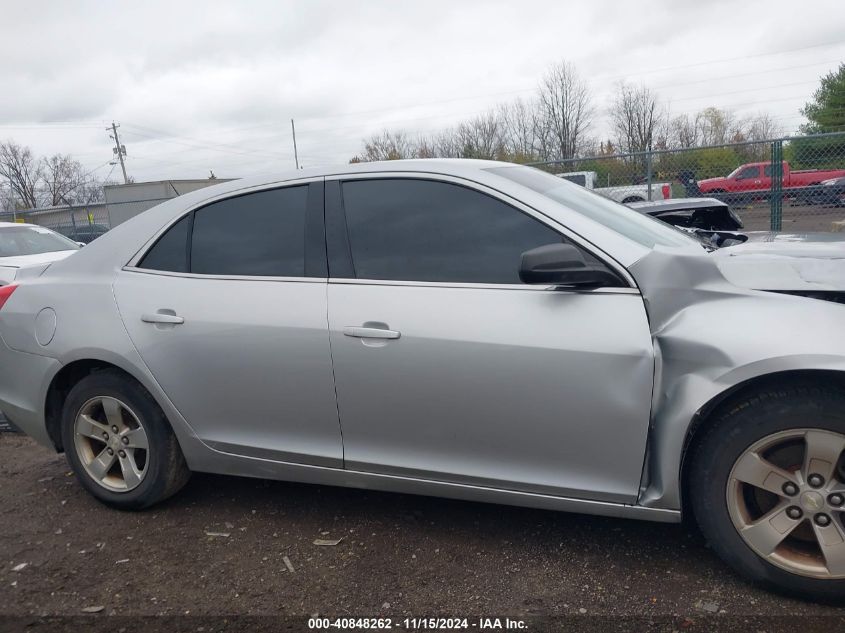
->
[324, 281, 346, 468]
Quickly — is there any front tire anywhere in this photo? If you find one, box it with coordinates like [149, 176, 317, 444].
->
[61, 370, 191, 510]
[689, 382, 845, 602]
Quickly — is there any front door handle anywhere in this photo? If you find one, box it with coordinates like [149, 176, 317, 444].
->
[343, 326, 400, 340]
[141, 312, 185, 325]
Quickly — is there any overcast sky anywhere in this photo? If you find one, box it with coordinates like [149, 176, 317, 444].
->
[2, 0, 844, 183]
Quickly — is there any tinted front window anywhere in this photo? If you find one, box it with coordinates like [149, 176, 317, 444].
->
[191, 186, 308, 276]
[737, 166, 760, 179]
[341, 179, 565, 284]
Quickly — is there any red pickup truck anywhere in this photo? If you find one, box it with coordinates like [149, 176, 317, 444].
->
[698, 161, 845, 195]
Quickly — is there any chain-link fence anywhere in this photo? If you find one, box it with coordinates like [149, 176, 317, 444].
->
[0, 202, 112, 243]
[0, 197, 173, 243]
[529, 131, 845, 233]
[1, 180, 228, 242]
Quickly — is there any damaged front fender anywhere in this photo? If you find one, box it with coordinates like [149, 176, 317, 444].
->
[629, 247, 845, 511]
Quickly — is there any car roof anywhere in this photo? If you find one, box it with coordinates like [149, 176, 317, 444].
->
[0, 221, 36, 228]
[626, 197, 729, 213]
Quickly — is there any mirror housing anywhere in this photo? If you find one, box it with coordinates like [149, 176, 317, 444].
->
[519, 243, 622, 288]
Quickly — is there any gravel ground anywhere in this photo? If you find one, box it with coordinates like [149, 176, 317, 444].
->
[1, 433, 845, 632]
[734, 202, 844, 232]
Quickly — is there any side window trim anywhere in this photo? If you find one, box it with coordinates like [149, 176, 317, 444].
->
[325, 180, 354, 279]
[304, 180, 328, 277]
[131, 180, 327, 279]
[184, 210, 195, 273]
[325, 174, 633, 289]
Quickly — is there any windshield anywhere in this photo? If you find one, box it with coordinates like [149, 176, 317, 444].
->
[0, 225, 80, 257]
[486, 166, 698, 248]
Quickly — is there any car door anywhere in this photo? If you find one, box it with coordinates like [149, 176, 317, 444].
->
[325, 175, 654, 503]
[114, 181, 343, 467]
[734, 165, 762, 193]
[758, 164, 775, 193]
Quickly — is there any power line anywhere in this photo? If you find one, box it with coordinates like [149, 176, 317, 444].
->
[607, 37, 845, 80]
[120, 122, 292, 159]
[0, 124, 104, 130]
[156, 40, 845, 136]
[648, 59, 841, 91]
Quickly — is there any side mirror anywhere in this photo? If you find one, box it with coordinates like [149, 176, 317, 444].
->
[519, 243, 621, 288]
[76, 242, 86, 247]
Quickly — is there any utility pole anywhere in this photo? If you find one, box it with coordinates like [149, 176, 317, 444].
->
[291, 119, 300, 170]
[108, 121, 129, 184]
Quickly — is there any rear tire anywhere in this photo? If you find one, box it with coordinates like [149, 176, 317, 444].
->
[689, 382, 845, 602]
[60, 369, 191, 510]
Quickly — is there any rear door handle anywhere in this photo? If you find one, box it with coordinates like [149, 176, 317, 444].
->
[141, 312, 185, 325]
[343, 326, 400, 339]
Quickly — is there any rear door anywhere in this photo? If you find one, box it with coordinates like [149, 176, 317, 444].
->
[325, 175, 654, 503]
[114, 181, 343, 467]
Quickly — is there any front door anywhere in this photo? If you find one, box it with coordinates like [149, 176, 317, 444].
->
[115, 182, 343, 467]
[734, 165, 762, 193]
[326, 177, 654, 503]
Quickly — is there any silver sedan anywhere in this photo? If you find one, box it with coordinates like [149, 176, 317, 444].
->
[1, 160, 844, 600]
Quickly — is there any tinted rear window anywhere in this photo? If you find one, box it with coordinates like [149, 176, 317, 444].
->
[191, 186, 308, 277]
[138, 215, 190, 272]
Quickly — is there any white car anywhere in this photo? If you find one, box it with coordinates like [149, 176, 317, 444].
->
[0, 222, 81, 286]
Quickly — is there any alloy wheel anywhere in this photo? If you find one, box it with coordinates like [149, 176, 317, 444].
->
[727, 428, 845, 579]
[72, 396, 149, 492]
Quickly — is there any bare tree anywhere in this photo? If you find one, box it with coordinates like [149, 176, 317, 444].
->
[348, 60, 791, 165]
[746, 112, 783, 142]
[431, 129, 462, 158]
[350, 130, 418, 162]
[72, 177, 107, 205]
[668, 113, 701, 148]
[668, 107, 779, 149]
[697, 107, 746, 146]
[39, 154, 89, 206]
[455, 112, 505, 159]
[535, 61, 594, 160]
[415, 134, 438, 158]
[498, 98, 540, 161]
[0, 141, 39, 209]
[610, 83, 665, 154]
